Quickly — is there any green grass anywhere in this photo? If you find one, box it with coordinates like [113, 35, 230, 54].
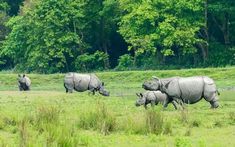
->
[0, 67, 234, 146]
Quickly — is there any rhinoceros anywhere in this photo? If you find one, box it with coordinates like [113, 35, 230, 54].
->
[64, 72, 110, 96]
[18, 74, 31, 91]
[142, 76, 220, 108]
[135, 91, 179, 109]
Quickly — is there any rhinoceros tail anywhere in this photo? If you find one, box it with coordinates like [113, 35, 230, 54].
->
[216, 90, 220, 95]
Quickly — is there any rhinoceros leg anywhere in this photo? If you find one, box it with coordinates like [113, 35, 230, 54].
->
[18, 84, 23, 91]
[163, 97, 173, 108]
[64, 83, 73, 93]
[144, 104, 148, 109]
[88, 88, 96, 95]
[171, 100, 179, 110]
[151, 100, 158, 107]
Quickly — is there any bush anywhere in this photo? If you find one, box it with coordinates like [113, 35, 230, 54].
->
[206, 42, 235, 66]
[75, 51, 109, 72]
[115, 54, 134, 70]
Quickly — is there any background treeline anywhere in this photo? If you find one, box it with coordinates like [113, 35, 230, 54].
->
[0, 0, 234, 73]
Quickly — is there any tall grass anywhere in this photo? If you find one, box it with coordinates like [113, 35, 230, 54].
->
[35, 105, 61, 124]
[78, 101, 116, 135]
[19, 118, 28, 147]
[145, 109, 164, 135]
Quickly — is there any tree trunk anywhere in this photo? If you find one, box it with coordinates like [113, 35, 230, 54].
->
[224, 12, 230, 45]
[203, 0, 209, 62]
[211, 13, 230, 46]
[97, 13, 110, 69]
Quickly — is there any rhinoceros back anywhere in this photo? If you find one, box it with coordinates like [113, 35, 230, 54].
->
[178, 77, 204, 104]
[73, 73, 90, 92]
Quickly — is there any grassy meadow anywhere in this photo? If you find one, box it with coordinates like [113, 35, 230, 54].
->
[0, 67, 235, 146]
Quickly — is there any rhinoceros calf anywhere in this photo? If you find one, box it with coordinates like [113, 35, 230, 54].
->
[135, 91, 178, 109]
[18, 74, 31, 91]
[142, 76, 220, 108]
[64, 72, 110, 96]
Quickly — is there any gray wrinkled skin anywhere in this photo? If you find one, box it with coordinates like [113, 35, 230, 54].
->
[143, 76, 220, 108]
[135, 91, 178, 109]
[64, 72, 110, 96]
[18, 74, 31, 91]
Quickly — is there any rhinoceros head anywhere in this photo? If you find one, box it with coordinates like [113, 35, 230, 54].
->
[98, 82, 110, 96]
[18, 74, 26, 84]
[142, 76, 161, 91]
[135, 93, 146, 106]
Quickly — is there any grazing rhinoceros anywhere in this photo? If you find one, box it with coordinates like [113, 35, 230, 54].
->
[64, 72, 110, 96]
[142, 76, 220, 108]
[18, 74, 31, 91]
[135, 91, 179, 109]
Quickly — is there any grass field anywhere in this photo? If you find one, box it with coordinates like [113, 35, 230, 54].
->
[0, 67, 235, 146]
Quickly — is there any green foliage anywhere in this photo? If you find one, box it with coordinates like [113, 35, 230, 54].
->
[118, 0, 204, 57]
[0, 0, 235, 72]
[115, 54, 134, 70]
[0, 1, 9, 12]
[1, 0, 86, 73]
[206, 43, 235, 66]
[75, 51, 109, 72]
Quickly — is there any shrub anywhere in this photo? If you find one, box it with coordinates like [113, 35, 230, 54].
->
[75, 51, 109, 72]
[115, 54, 134, 70]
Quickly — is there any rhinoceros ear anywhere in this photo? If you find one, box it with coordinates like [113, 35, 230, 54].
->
[152, 76, 159, 81]
[23, 74, 25, 77]
[18, 74, 21, 77]
[140, 93, 143, 97]
[136, 93, 140, 97]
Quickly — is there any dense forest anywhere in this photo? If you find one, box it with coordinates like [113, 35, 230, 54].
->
[0, 0, 234, 73]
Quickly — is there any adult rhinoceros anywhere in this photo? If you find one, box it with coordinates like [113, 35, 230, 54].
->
[64, 72, 110, 96]
[18, 74, 31, 91]
[142, 76, 220, 108]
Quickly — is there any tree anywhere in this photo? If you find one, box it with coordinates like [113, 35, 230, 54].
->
[118, 0, 204, 65]
[1, 0, 86, 73]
